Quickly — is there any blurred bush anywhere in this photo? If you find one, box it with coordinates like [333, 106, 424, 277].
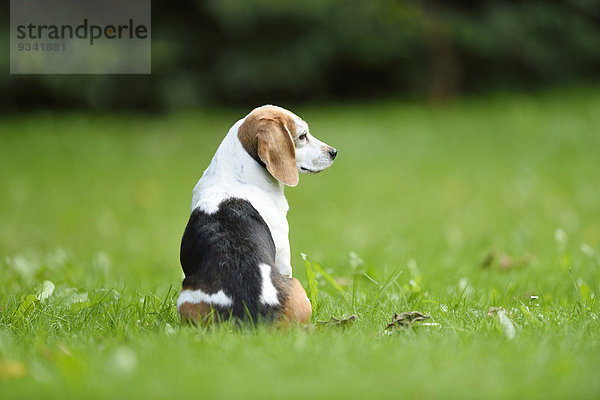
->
[2, 0, 600, 111]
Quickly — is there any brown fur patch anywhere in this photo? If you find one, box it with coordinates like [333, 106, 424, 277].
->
[282, 278, 312, 325]
[238, 106, 299, 187]
[178, 301, 213, 324]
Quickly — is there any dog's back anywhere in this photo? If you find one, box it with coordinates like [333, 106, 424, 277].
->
[178, 198, 291, 322]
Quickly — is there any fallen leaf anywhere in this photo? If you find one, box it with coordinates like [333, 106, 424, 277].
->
[499, 253, 531, 270]
[385, 311, 429, 330]
[481, 251, 531, 270]
[317, 315, 358, 327]
[481, 251, 495, 268]
[499, 254, 515, 269]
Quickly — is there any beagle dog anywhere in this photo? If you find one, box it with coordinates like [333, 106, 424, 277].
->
[177, 105, 337, 324]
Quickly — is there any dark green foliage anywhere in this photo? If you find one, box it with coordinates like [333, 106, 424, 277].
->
[2, 0, 600, 111]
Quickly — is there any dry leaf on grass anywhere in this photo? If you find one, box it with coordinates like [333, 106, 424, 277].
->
[499, 254, 531, 270]
[481, 251, 531, 270]
[385, 311, 429, 330]
[481, 251, 496, 268]
[317, 315, 358, 327]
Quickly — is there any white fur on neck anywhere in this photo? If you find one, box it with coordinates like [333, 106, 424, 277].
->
[191, 118, 293, 277]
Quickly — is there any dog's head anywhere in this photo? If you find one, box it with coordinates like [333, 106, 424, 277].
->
[238, 105, 337, 187]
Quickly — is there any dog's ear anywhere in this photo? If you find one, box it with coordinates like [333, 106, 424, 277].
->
[239, 109, 299, 187]
[256, 119, 298, 187]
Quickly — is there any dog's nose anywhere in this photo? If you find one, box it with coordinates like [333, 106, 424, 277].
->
[329, 147, 337, 159]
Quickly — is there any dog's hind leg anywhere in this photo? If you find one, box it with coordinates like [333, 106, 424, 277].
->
[178, 300, 215, 325]
[281, 278, 312, 325]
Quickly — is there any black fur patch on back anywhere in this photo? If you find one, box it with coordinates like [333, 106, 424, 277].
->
[180, 198, 289, 321]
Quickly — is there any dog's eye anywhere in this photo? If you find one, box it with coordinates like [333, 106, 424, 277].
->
[298, 133, 307, 141]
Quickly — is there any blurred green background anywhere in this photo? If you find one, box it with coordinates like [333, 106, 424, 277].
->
[2, 0, 600, 111]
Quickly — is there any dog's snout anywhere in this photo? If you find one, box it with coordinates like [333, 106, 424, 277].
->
[329, 147, 337, 160]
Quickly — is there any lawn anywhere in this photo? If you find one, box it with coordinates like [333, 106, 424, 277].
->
[1, 88, 599, 399]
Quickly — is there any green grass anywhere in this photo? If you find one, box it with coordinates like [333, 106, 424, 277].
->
[1, 88, 600, 399]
